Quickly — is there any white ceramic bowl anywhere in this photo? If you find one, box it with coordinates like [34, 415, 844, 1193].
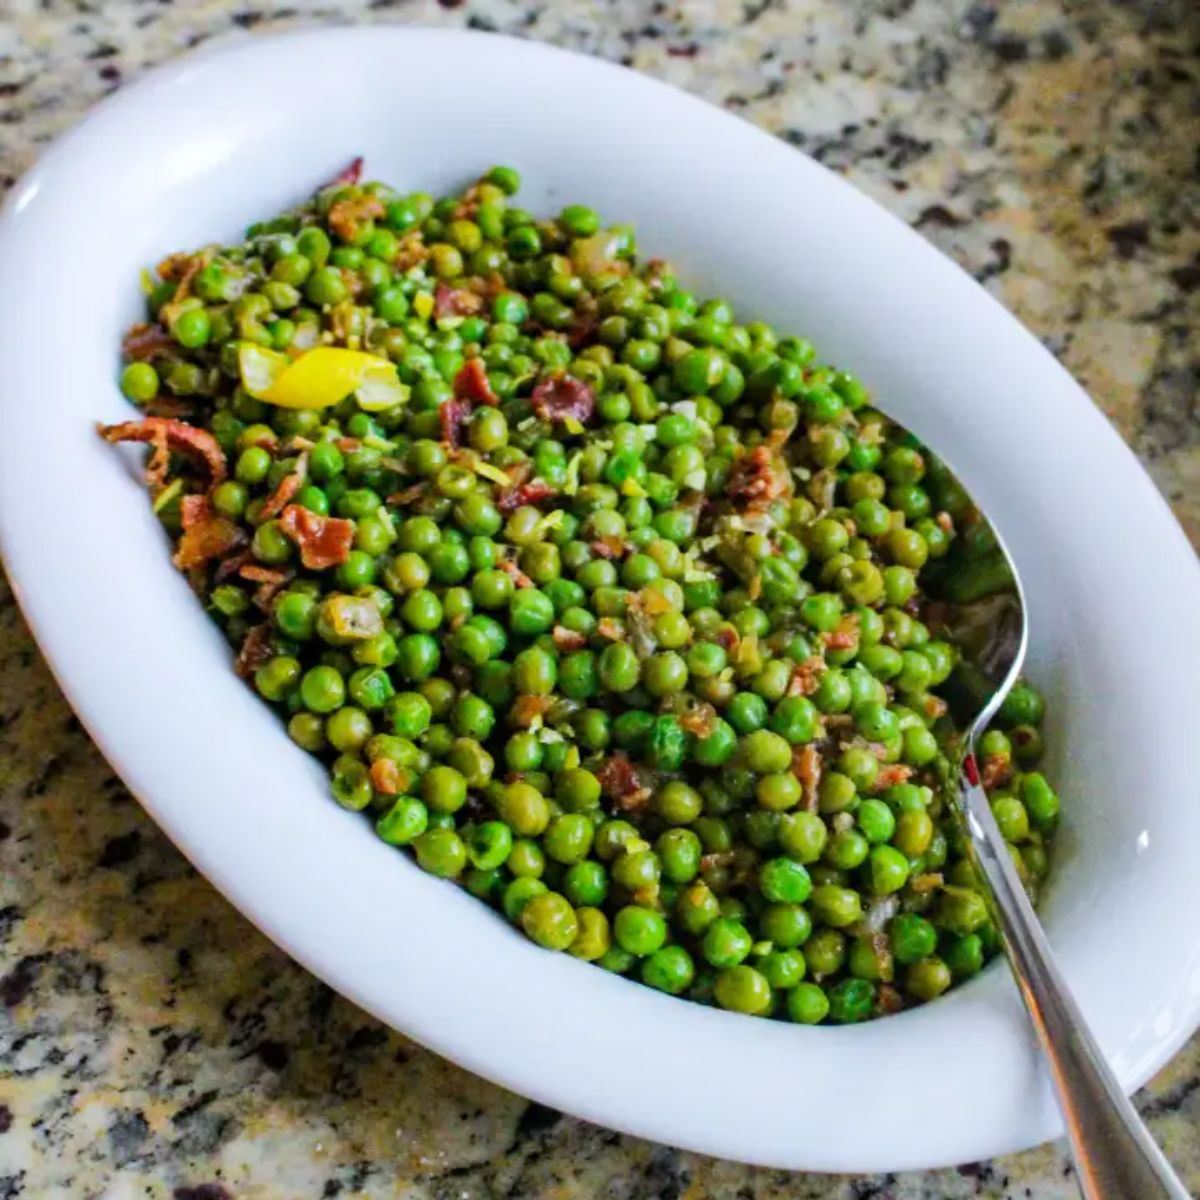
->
[1, 27, 1198, 1174]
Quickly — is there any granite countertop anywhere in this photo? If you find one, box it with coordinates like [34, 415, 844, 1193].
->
[1, 1, 1197, 1196]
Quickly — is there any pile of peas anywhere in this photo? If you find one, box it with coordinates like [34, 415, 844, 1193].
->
[113, 165, 1060, 1023]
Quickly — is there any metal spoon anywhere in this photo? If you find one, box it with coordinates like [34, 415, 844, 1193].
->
[926, 454, 1191, 1200]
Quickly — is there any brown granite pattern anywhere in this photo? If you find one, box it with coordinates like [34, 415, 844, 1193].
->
[1, 1, 1197, 1197]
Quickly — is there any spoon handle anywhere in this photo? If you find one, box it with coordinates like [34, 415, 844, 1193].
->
[957, 766, 1192, 1200]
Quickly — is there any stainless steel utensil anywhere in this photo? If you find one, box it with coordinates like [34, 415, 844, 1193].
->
[931, 455, 1191, 1200]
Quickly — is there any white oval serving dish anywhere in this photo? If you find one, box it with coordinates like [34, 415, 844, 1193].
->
[1, 27, 1199, 1173]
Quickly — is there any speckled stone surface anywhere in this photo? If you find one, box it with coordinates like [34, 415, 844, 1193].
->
[1, 1, 1197, 1196]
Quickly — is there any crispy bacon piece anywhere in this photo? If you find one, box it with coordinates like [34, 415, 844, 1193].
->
[336, 436, 362, 453]
[277, 504, 354, 570]
[121, 323, 175, 362]
[510, 695, 554, 728]
[388, 481, 428, 508]
[453, 357, 498, 407]
[727, 444, 789, 508]
[531, 374, 595, 425]
[370, 758, 406, 796]
[327, 193, 385, 243]
[552, 625, 588, 652]
[438, 398, 471, 449]
[788, 657, 825, 696]
[436, 284, 484, 320]
[876, 984, 905, 1016]
[239, 563, 293, 610]
[234, 623, 274, 679]
[874, 763, 914, 789]
[140, 395, 196, 421]
[679, 704, 718, 738]
[590, 536, 627, 560]
[214, 546, 252, 583]
[260, 452, 308, 521]
[981, 753, 1013, 791]
[499, 558, 534, 589]
[715, 625, 740, 654]
[597, 753, 653, 812]
[498, 478, 556, 514]
[393, 232, 427, 270]
[239, 564, 290, 586]
[323, 156, 364, 189]
[791, 745, 823, 812]
[823, 626, 858, 651]
[100, 417, 228, 485]
[566, 304, 599, 349]
[172, 496, 244, 570]
[596, 617, 625, 641]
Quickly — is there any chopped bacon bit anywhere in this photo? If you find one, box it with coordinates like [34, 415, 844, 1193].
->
[370, 758, 406, 796]
[788, 656, 826, 696]
[238, 564, 291, 586]
[234, 623, 274, 679]
[727, 444, 789, 508]
[499, 558, 534, 589]
[336, 437, 362, 453]
[259, 456, 308, 521]
[393, 232, 427, 270]
[453, 357, 498, 407]
[327, 193, 385, 243]
[122, 323, 175, 362]
[715, 626, 740, 653]
[214, 546, 253, 582]
[155, 251, 196, 282]
[643, 258, 671, 290]
[679, 704, 718, 738]
[259, 452, 308, 521]
[388, 481, 428, 508]
[323, 156, 364, 189]
[874, 763, 914, 789]
[438, 398, 471, 449]
[141, 395, 196, 420]
[596, 617, 625, 641]
[876, 984, 905, 1016]
[277, 504, 355, 570]
[531, 374, 595, 425]
[922, 693, 949, 721]
[436, 284, 484, 320]
[791, 745, 823, 812]
[179, 493, 209, 529]
[823, 626, 858, 651]
[172, 503, 244, 571]
[910, 872, 944, 895]
[590, 536, 627, 561]
[552, 625, 588, 652]
[935, 510, 955, 534]
[510, 694, 554, 728]
[100, 417, 228, 485]
[597, 753, 639, 800]
[497, 478, 556, 514]
[566, 304, 599, 349]
[981, 753, 1013, 791]
[240, 563, 293, 610]
[596, 754, 653, 813]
